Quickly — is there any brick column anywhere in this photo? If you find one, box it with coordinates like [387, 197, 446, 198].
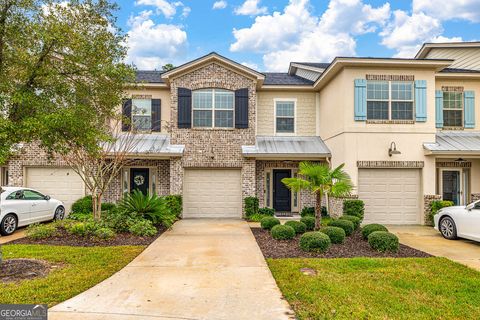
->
[241, 159, 256, 216]
[424, 195, 442, 225]
[169, 157, 183, 195]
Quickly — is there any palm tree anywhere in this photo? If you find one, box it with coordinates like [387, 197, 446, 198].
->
[282, 162, 353, 230]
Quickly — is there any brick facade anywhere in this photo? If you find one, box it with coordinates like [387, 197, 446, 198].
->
[423, 194, 442, 225]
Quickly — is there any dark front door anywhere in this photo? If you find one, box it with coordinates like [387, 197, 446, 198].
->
[273, 170, 291, 212]
[130, 168, 149, 195]
[442, 170, 461, 205]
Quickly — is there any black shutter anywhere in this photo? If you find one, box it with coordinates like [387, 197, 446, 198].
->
[235, 88, 249, 128]
[122, 99, 132, 131]
[151, 99, 161, 132]
[178, 88, 192, 128]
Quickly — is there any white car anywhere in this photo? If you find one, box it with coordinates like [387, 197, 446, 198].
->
[0, 187, 65, 236]
[434, 200, 480, 242]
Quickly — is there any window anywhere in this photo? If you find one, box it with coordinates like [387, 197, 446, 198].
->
[132, 99, 152, 131]
[192, 89, 234, 128]
[443, 91, 463, 127]
[23, 190, 45, 200]
[275, 100, 295, 133]
[367, 81, 413, 120]
[6, 190, 23, 200]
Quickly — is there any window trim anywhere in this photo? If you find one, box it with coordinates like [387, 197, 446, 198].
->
[366, 80, 414, 121]
[131, 98, 153, 132]
[191, 88, 235, 129]
[442, 90, 464, 128]
[274, 98, 297, 136]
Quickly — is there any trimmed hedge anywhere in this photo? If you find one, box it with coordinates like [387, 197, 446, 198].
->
[340, 215, 361, 229]
[368, 231, 399, 252]
[300, 216, 315, 231]
[260, 216, 280, 230]
[428, 200, 454, 225]
[259, 207, 275, 216]
[244, 197, 259, 217]
[300, 206, 328, 217]
[271, 225, 296, 240]
[361, 224, 388, 240]
[322, 226, 346, 244]
[285, 221, 307, 234]
[163, 195, 183, 217]
[328, 219, 354, 236]
[343, 200, 365, 221]
[71, 195, 116, 214]
[299, 232, 331, 253]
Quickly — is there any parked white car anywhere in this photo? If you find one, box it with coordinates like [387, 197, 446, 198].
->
[0, 187, 65, 236]
[434, 200, 480, 241]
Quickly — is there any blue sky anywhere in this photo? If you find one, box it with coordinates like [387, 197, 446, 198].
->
[116, 0, 480, 72]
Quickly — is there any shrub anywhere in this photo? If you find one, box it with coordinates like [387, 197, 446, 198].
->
[66, 222, 89, 236]
[260, 216, 280, 230]
[93, 227, 116, 240]
[247, 213, 265, 222]
[67, 212, 93, 221]
[101, 203, 116, 212]
[321, 226, 345, 244]
[244, 197, 259, 217]
[361, 224, 388, 240]
[300, 216, 315, 231]
[285, 221, 307, 234]
[328, 219, 354, 236]
[271, 225, 296, 240]
[101, 208, 137, 233]
[368, 231, 399, 252]
[26, 223, 57, 240]
[163, 195, 182, 218]
[71, 195, 115, 214]
[128, 219, 158, 237]
[258, 207, 275, 216]
[428, 200, 454, 225]
[299, 232, 331, 253]
[300, 207, 315, 217]
[343, 200, 365, 221]
[340, 215, 361, 229]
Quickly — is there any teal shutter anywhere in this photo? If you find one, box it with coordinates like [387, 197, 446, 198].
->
[435, 90, 443, 128]
[414, 80, 427, 122]
[464, 91, 475, 128]
[354, 79, 367, 121]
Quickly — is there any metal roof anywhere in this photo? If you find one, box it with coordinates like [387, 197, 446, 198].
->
[424, 131, 480, 154]
[263, 73, 314, 85]
[242, 136, 331, 158]
[135, 70, 165, 83]
[291, 62, 330, 69]
[111, 134, 184, 157]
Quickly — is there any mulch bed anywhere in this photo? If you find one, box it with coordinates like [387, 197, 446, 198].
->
[9, 226, 166, 247]
[0, 259, 56, 283]
[251, 228, 431, 259]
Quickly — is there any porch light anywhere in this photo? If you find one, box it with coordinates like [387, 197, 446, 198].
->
[454, 158, 467, 163]
[388, 142, 401, 157]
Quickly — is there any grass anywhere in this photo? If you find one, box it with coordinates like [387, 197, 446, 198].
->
[0, 244, 144, 307]
[268, 257, 480, 320]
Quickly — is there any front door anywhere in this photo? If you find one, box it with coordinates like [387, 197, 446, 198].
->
[442, 170, 461, 205]
[130, 168, 149, 195]
[273, 170, 291, 212]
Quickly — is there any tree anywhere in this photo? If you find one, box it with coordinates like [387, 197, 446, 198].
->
[162, 63, 175, 71]
[0, 0, 134, 163]
[282, 162, 353, 230]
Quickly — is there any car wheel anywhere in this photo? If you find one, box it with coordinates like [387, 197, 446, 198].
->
[54, 206, 65, 221]
[440, 216, 457, 240]
[0, 214, 17, 236]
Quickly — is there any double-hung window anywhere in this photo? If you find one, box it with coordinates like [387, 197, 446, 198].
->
[443, 91, 463, 127]
[192, 89, 234, 128]
[367, 81, 414, 120]
[132, 99, 152, 131]
[275, 100, 295, 134]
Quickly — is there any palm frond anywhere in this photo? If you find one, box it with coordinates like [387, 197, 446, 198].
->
[281, 177, 311, 192]
[331, 180, 354, 197]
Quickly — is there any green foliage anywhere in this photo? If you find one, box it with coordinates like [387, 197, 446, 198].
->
[343, 200, 365, 221]
[244, 197, 259, 217]
[321, 226, 346, 244]
[300, 207, 315, 217]
[271, 225, 296, 240]
[101, 203, 116, 212]
[68, 212, 93, 221]
[300, 216, 316, 231]
[128, 219, 157, 237]
[258, 207, 275, 216]
[248, 213, 267, 222]
[340, 215, 361, 229]
[26, 223, 57, 240]
[361, 224, 389, 240]
[93, 227, 116, 240]
[428, 200, 455, 225]
[163, 195, 183, 217]
[328, 219, 354, 236]
[71, 195, 115, 214]
[368, 231, 399, 252]
[100, 208, 137, 233]
[66, 222, 90, 237]
[284, 221, 307, 234]
[299, 232, 331, 252]
[260, 217, 280, 230]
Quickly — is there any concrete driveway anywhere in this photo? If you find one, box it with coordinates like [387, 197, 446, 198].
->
[49, 219, 294, 320]
[0, 229, 26, 244]
[389, 225, 480, 271]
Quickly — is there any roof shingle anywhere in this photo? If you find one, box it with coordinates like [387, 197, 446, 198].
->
[263, 73, 314, 85]
[135, 70, 165, 83]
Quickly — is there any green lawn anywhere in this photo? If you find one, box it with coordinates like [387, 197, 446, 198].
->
[0, 244, 144, 306]
[268, 257, 480, 320]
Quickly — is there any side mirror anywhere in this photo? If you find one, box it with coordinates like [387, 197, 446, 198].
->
[44, 195, 51, 200]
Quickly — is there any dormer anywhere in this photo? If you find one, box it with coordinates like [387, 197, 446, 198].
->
[415, 42, 480, 71]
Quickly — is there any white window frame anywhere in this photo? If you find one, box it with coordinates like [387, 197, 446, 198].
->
[274, 98, 297, 136]
[192, 89, 235, 129]
[366, 81, 414, 121]
[122, 167, 156, 196]
[442, 91, 464, 128]
[131, 98, 152, 132]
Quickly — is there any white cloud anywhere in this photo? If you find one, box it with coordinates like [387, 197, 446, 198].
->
[182, 6, 191, 18]
[413, 0, 480, 22]
[126, 11, 188, 69]
[241, 61, 258, 69]
[234, 0, 268, 16]
[213, 0, 227, 10]
[135, 0, 187, 18]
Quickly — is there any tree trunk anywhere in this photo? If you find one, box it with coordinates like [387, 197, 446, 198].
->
[315, 191, 322, 231]
[92, 193, 103, 220]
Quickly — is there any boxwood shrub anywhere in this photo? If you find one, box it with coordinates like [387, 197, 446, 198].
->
[321, 226, 346, 244]
[368, 231, 399, 252]
[260, 216, 280, 230]
[299, 232, 331, 252]
[340, 215, 361, 229]
[300, 216, 315, 231]
[343, 199, 365, 221]
[284, 221, 307, 234]
[244, 197, 259, 217]
[271, 224, 296, 240]
[328, 219, 354, 236]
[300, 207, 315, 217]
[361, 223, 388, 240]
[258, 207, 275, 216]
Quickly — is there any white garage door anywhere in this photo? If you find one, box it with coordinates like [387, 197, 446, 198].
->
[358, 169, 421, 224]
[183, 169, 242, 218]
[26, 167, 85, 213]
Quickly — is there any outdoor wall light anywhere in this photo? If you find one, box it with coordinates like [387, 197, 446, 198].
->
[388, 142, 401, 157]
[454, 158, 467, 163]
